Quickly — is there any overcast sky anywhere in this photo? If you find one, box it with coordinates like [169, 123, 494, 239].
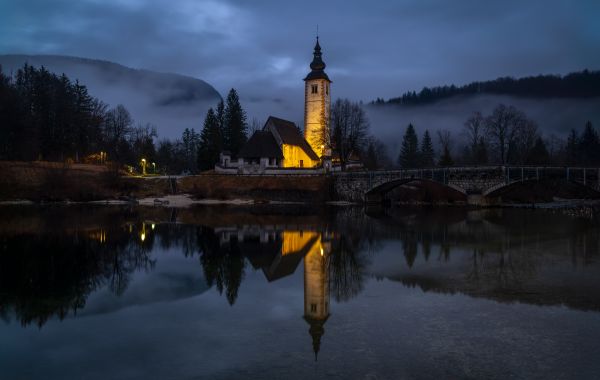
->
[1, 0, 599, 121]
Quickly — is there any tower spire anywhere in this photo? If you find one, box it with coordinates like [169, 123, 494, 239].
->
[308, 36, 326, 73]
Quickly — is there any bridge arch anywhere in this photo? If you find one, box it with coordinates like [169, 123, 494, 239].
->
[484, 178, 600, 201]
[365, 178, 468, 203]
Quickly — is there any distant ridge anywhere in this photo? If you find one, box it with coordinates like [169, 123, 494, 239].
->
[373, 69, 600, 106]
[0, 54, 222, 138]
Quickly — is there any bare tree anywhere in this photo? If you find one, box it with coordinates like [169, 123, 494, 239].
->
[102, 104, 133, 162]
[248, 117, 262, 135]
[326, 98, 370, 169]
[484, 104, 525, 164]
[511, 118, 539, 164]
[463, 111, 484, 162]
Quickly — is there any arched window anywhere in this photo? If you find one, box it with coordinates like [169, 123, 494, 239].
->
[311, 84, 318, 94]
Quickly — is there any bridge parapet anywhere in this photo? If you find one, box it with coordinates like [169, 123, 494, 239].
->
[332, 166, 600, 203]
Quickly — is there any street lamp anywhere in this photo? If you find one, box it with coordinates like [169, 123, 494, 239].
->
[141, 158, 147, 176]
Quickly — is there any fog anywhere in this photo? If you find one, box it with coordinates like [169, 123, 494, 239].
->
[365, 95, 600, 159]
[0, 54, 222, 139]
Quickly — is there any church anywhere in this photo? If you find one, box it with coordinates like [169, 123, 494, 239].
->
[217, 38, 333, 174]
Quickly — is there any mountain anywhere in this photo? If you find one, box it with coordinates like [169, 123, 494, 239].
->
[0, 54, 222, 139]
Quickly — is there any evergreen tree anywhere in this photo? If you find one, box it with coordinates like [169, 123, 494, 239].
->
[198, 108, 223, 171]
[419, 130, 435, 167]
[398, 123, 419, 168]
[215, 99, 225, 135]
[565, 129, 579, 165]
[222, 89, 247, 155]
[181, 128, 200, 173]
[527, 137, 549, 165]
[579, 121, 600, 166]
[364, 140, 378, 170]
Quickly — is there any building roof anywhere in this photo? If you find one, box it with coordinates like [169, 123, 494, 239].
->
[262, 234, 319, 282]
[304, 37, 331, 82]
[265, 116, 320, 161]
[237, 130, 283, 159]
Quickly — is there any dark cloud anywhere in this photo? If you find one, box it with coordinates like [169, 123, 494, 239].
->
[1, 0, 599, 132]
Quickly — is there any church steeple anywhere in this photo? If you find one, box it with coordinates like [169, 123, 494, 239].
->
[304, 37, 330, 82]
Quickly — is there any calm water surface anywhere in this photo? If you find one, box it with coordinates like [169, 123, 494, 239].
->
[1, 205, 599, 379]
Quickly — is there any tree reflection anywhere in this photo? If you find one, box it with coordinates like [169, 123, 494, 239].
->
[326, 233, 368, 302]
[0, 226, 154, 327]
[1, 205, 599, 330]
[197, 227, 246, 305]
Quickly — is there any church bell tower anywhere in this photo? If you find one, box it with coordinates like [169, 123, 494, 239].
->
[304, 37, 331, 159]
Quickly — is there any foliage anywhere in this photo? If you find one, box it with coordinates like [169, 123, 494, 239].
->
[0, 64, 105, 161]
[363, 137, 391, 170]
[420, 130, 435, 167]
[197, 107, 223, 171]
[378, 69, 600, 105]
[222, 89, 247, 156]
[398, 124, 419, 168]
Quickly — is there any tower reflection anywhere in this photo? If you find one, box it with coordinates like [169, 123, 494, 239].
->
[302, 233, 330, 360]
[214, 227, 333, 359]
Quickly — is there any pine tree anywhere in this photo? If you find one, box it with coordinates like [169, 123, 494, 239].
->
[565, 129, 579, 165]
[181, 128, 199, 173]
[527, 137, 549, 165]
[198, 108, 223, 171]
[579, 121, 600, 166]
[364, 140, 378, 170]
[223, 89, 247, 155]
[398, 123, 419, 168]
[420, 130, 435, 167]
[216, 99, 225, 135]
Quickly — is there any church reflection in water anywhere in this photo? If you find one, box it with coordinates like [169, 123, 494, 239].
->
[3, 206, 600, 361]
[215, 226, 333, 359]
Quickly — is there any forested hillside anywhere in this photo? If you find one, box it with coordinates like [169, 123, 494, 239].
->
[372, 70, 600, 106]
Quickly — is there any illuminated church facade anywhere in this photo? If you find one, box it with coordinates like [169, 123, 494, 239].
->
[217, 38, 332, 174]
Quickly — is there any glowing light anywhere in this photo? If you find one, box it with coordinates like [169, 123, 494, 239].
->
[141, 158, 147, 176]
[320, 247, 324, 256]
[151, 223, 155, 230]
[140, 232, 146, 242]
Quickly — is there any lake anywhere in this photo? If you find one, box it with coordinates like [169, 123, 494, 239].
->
[1, 205, 599, 379]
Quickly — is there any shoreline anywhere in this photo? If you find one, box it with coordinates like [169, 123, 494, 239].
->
[2, 194, 599, 210]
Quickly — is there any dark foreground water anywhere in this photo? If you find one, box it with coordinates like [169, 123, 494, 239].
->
[1, 205, 599, 380]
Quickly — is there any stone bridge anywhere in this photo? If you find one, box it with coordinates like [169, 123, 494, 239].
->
[333, 166, 600, 204]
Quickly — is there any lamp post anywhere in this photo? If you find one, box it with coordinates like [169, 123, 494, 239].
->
[141, 158, 147, 176]
[152, 162, 156, 174]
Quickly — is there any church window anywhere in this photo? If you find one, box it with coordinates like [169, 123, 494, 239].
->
[300, 160, 304, 167]
[311, 84, 318, 94]
[311, 304, 317, 312]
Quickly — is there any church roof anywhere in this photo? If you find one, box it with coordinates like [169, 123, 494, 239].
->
[262, 234, 319, 282]
[265, 116, 319, 161]
[238, 130, 283, 159]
